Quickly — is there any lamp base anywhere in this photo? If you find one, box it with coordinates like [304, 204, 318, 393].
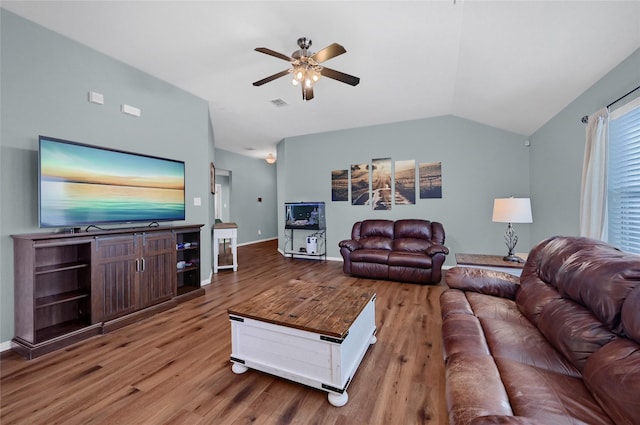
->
[503, 254, 525, 263]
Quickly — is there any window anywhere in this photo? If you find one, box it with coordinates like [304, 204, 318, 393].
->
[608, 96, 640, 254]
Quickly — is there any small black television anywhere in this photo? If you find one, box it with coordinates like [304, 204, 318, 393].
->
[39, 135, 186, 228]
[285, 202, 326, 230]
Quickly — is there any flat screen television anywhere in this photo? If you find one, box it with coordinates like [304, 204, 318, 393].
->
[285, 202, 326, 230]
[39, 135, 186, 229]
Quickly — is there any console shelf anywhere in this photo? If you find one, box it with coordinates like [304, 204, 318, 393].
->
[36, 289, 90, 309]
[36, 262, 89, 275]
[35, 319, 94, 343]
[12, 224, 204, 359]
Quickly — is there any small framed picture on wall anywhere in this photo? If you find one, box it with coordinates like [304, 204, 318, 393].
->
[210, 162, 216, 194]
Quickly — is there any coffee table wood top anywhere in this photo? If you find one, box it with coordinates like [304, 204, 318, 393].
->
[228, 280, 375, 338]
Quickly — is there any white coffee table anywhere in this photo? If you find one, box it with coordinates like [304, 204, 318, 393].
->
[228, 280, 377, 407]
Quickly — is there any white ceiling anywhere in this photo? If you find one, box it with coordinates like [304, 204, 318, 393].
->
[3, 1, 640, 160]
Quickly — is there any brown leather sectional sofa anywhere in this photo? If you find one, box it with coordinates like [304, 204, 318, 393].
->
[441, 236, 640, 425]
[338, 219, 449, 284]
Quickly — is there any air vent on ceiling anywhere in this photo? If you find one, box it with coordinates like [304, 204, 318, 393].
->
[245, 147, 256, 151]
[270, 98, 288, 107]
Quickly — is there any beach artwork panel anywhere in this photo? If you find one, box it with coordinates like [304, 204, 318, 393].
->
[331, 169, 349, 201]
[419, 161, 443, 199]
[372, 157, 392, 210]
[351, 163, 370, 205]
[394, 159, 416, 205]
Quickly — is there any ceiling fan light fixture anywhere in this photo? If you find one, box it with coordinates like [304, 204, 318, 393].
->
[266, 153, 276, 164]
[253, 37, 360, 101]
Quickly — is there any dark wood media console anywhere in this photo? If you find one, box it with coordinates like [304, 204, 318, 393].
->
[11, 224, 205, 359]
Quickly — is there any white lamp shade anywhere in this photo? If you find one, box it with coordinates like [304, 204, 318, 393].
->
[492, 198, 533, 223]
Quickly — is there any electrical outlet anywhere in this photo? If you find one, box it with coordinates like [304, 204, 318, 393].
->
[258, 229, 262, 235]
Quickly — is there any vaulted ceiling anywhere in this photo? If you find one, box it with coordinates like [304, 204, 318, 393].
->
[3, 1, 639, 159]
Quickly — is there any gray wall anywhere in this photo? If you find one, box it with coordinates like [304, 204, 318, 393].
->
[277, 115, 532, 263]
[529, 48, 640, 243]
[0, 10, 214, 344]
[213, 148, 278, 244]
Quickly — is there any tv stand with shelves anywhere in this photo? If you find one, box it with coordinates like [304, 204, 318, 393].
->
[11, 224, 204, 359]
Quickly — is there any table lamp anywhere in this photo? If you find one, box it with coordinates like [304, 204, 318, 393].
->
[492, 197, 533, 262]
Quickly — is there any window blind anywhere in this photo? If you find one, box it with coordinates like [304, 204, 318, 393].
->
[608, 96, 640, 254]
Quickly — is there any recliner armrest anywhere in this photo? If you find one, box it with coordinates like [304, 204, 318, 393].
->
[338, 239, 361, 252]
[426, 244, 449, 256]
[446, 266, 520, 300]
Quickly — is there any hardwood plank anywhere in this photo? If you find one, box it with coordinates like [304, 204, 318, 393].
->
[0, 239, 449, 425]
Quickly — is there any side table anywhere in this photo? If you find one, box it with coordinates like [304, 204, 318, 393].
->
[214, 222, 238, 273]
[455, 253, 527, 277]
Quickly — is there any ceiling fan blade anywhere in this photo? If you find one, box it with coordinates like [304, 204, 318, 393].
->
[303, 85, 314, 101]
[311, 43, 346, 63]
[255, 47, 293, 62]
[253, 69, 290, 86]
[320, 67, 360, 86]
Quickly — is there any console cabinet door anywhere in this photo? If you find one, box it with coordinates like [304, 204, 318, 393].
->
[138, 232, 176, 308]
[93, 235, 139, 322]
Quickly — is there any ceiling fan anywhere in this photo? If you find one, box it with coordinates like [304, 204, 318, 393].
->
[252, 37, 360, 101]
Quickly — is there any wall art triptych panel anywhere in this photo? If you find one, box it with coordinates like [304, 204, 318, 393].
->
[333, 159, 442, 205]
[419, 161, 442, 199]
[394, 159, 416, 205]
[372, 158, 392, 210]
[331, 169, 348, 201]
[350, 163, 370, 205]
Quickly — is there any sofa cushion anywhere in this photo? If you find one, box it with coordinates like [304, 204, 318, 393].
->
[359, 236, 393, 251]
[394, 219, 433, 238]
[360, 219, 394, 239]
[495, 358, 614, 425]
[350, 248, 390, 264]
[622, 285, 640, 343]
[481, 317, 581, 378]
[387, 251, 432, 267]
[393, 237, 431, 253]
[465, 292, 527, 325]
[537, 298, 616, 372]
[583, 338, 640, 425]
[521, 236, 640, 335]
[516, 278, 562, 327]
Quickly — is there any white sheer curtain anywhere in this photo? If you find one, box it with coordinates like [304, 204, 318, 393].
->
[579, 108, 609, 240]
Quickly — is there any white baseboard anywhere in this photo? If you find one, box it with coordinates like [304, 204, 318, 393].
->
[237, 237, 277, 247]
[0, 340, 12, 353]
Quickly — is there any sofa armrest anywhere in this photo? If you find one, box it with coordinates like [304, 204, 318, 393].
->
[338, 239, 361, 252]
[470, 416, 551, 425]
[446, 266, 520, 300]
[426, 244, 449, 256]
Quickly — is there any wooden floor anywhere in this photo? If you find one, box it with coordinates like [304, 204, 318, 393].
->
[1, 240, 449, 425]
